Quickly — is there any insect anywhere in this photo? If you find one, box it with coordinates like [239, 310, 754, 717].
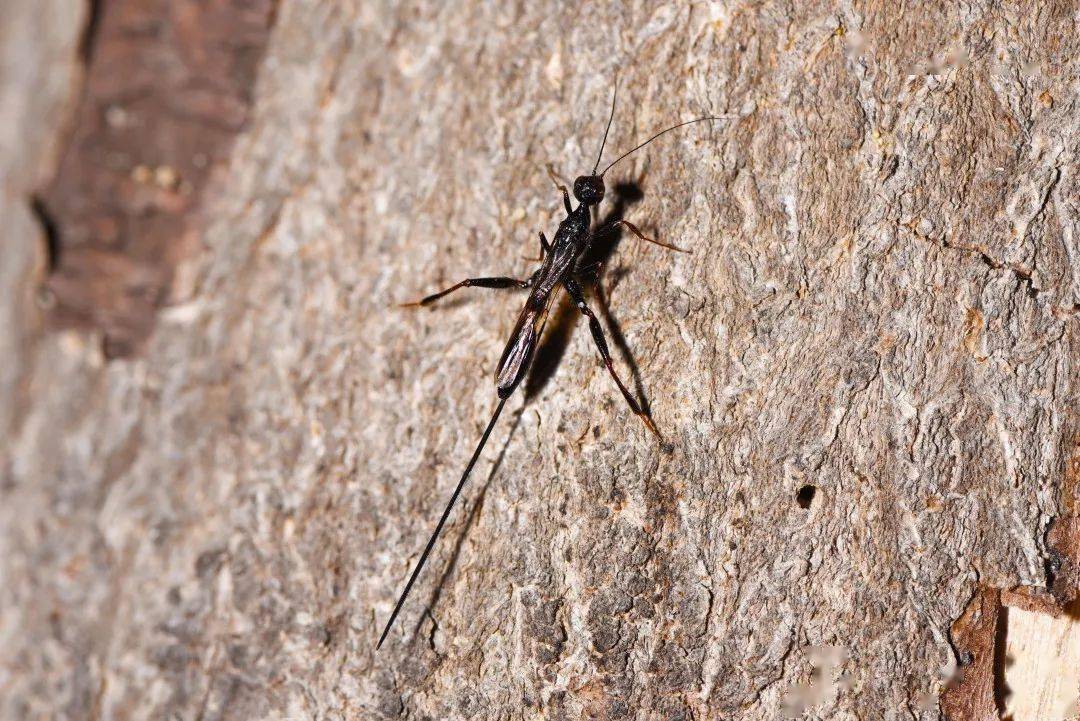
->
[378, 80, 730, 649]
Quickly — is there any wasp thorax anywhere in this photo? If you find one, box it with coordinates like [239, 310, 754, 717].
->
[573, 175, 605, 205]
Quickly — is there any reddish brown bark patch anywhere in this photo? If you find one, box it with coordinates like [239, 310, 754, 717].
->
[36, 0, 278, 357]
[1047, 517, 1080, 610]
[940, 586, 1004, 721]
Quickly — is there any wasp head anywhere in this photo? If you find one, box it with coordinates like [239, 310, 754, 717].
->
[572, 175, 605, 206]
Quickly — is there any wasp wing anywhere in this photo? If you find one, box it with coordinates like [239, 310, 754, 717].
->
[494, 239, 576, 398]
[494, 299, 548, 398]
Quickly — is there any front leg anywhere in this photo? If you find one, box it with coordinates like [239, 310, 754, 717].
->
[563, 277, 662, 440]
[546, 163, 573, 214]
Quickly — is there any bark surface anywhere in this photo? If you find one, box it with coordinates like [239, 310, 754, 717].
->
[2, 2, 1078, 720]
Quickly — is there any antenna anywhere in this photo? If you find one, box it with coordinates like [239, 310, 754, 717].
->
[599, 115, 736, 177]
[592, 75, 619, 175]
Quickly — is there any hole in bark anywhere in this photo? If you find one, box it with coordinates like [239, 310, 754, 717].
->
[30, 196, 61, 272]
[796, 485, 817, 509]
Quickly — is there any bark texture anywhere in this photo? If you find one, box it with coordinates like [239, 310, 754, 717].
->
[2, 2, 1078, 720]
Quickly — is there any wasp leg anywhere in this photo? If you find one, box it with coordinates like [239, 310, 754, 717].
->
[563, 277, 662, 440]
[400, 275, 533, 308]
[594, 219, 689, 253]
[546, 164, 573, 214]
[523, 231, 550, 263]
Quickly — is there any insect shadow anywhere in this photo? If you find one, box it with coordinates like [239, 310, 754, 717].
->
[524, 178, 649, 416]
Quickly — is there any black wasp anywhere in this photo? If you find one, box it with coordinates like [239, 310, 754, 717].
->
[379, 80, 730, 649]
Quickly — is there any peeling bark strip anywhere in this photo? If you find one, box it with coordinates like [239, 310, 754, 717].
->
[941, 588, 1004, 721]
[995, 517, 1080, 622]
[946, 517, 1080, 721]
[37, 0, 278, 357]
[1047, 517, 1080, 607]
[1, 1, 1078, 719]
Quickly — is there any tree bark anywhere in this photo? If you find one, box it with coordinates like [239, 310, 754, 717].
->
[2, 2, 1077, 720]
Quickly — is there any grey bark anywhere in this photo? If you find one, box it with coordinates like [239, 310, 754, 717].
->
[2, 2, 1078, 720]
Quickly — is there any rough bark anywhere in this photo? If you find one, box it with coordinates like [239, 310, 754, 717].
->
[1, 2, 1078, 720]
